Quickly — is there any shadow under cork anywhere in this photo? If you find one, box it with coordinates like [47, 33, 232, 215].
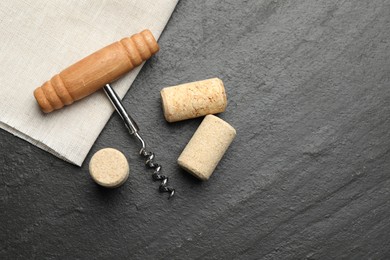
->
[92, 182, 129, 203]
[176, 164, 204, 186]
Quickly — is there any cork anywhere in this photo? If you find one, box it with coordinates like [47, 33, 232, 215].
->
[177, 115, 236, 181]
[89, 148, 129, 188]
[160, 78, 227, 122]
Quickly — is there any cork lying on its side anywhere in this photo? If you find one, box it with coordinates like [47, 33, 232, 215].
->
[89, 148, 129, 188]
[178, 115, 236, 181]
[161, 78, 227, 122]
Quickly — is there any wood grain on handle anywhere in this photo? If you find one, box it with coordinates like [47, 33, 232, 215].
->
[34, 29, 159, 113]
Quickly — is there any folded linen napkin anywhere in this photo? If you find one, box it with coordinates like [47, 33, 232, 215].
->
[0, 0, 178, 166]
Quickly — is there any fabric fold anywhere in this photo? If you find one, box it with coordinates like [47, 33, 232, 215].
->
[0, 0, 178, 166]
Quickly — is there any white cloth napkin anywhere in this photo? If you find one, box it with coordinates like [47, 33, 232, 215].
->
[0, 0, 178, 166]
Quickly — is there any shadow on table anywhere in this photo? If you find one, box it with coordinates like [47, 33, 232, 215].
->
[92, 183, 127, 202]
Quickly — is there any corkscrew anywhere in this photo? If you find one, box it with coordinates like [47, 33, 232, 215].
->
[103, 84, 175, 199]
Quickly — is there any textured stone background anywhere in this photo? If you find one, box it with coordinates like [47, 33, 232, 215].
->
[1, 0, 390, 259]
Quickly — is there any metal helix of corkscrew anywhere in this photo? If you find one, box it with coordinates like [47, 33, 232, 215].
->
[103, 84, 175, 199]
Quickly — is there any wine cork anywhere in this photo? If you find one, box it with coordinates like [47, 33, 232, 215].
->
[178, 115, 236, 181]
[34, 29, 159, 113]
[89, 148, 129, 188]
[160, 78, 227, 122]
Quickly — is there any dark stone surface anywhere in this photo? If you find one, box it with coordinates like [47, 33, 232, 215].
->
[1, 0, 390, 259]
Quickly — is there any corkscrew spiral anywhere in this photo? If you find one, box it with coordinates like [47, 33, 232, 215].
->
[138, 140, 175, 198]
[104, 84, 175, 199]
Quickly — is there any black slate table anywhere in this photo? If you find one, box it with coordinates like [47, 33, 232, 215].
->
[2, 1, 390, 259]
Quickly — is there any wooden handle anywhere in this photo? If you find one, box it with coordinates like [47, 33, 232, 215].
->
[34, 29, 159, 113]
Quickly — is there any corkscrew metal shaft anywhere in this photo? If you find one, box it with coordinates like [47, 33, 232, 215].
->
[103, 84, 175, 199]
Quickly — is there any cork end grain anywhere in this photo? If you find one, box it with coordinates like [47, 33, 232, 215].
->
[89, 148, 129, 188]
[160, 89, 174, 123]
[178, 115, 236, 181]
[177, 158, 210, 181]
